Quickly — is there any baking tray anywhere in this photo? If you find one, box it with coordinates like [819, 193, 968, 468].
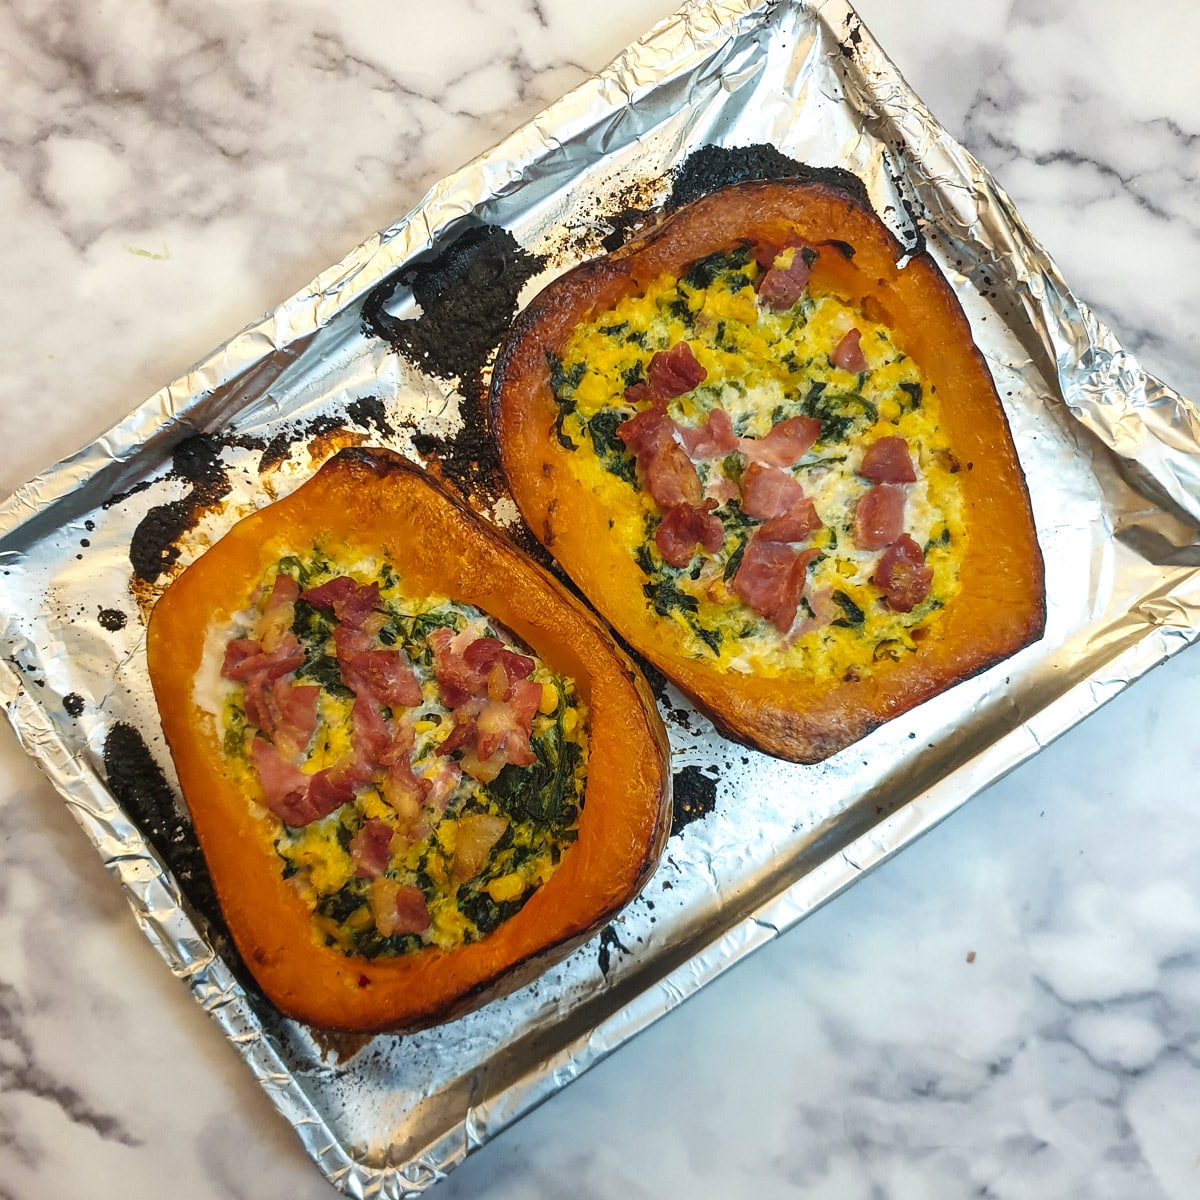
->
[3, 0, 1199, 1195]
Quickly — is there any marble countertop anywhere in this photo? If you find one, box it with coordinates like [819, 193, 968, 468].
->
[2, 1, 1199, 1196]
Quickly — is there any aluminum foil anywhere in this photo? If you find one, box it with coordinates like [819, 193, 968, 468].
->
[3, 0, 1199, 1195]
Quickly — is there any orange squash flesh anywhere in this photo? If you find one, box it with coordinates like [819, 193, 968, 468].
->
[146, 447, 672, 1032]
[490, 179, 1046, 762]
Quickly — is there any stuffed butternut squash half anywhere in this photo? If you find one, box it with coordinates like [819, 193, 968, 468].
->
[146, 447, 671, 1032]
[490, 178, 1045, 763]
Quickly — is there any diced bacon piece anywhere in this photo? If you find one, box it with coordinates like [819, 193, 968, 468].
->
[655, 500, 725, 568]
[431, 631, 536, 709]
[756, 496, 823, 544]
[475, 677, 542, 765]
[733, 539, 820, 632]
[350, 819, 394, 878]
[381, 756, 430, 827]
[350, 692, 396, 765]
[298, 575, 361, 612]
[832, 327, 868, 372]
[242, 677, 320, 759]
[873, 534, 933, 613]
[859, 435, 917, 484]
[641, 436, 704, 509]
[741, 416, 822, 467]
[852, 483, 906, 551]
[452, 812, 510, 883]
[220, 632, 305, 683]
[677, 407, 738, 459]
[615, 401, 669, 455]
[616, 403, 704, 509]
[739, 462, 806, 521]
[434, 638, 542, 781]
[370, 877, 431, 937]
[757, 242, 816, 311]
[336, 639, 422, 708]
[256, 574, 300, 651]
[249, 739, 368, 826]
[423, 757, 462, 815]
[624, 341, 706, 403]
[462, 637, 535, 703]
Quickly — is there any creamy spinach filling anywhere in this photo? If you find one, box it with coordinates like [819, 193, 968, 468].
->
[218, 548, 588, 959]
[547, 243, 966, 682]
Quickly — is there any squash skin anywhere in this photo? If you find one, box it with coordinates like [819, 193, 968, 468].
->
[146, 446, 672, 1032]
[490, 179, 1046, 763]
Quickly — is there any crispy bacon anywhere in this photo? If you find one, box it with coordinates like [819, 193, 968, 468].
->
[432, 633, 544, 781]
[859, 435, 917, 484]
[852, 483, 905, 551]
[616, 404, 704, 510]
[298, 576, 382, 626]
[741, 416, 822, 468]
[370, 878, 431, 937]
[755, 496, 823, 544]
[452, 813, 510, 883]
[832, 327, 868, 373]
[250, 739, 371, 827]
[655, 500, 725, 567]
[733, 540, 820, 632]
[350, 818, 394, 879]
[624, 341, 706, 404]
[739, 462, 806, 521]
[677, 406, 738, 458]
[221, 633, 305, 683]
[873, 534, 933, 613]
[757, 241, 816, 311]
[242, 677, 320, 759]
[334, 632, 422, 708]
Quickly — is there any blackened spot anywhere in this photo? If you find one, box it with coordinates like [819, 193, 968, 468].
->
[671, 765, 718, 836]
[98, 607, 128, 632]
[344, 396, 395, 439]
[823, 239, 857, 260]
[597, 923, 631, 977]
[363, 226, 545, 500]
[363, 225, 545, 406]
[64, 693, 85, 717]
[130, 498, 192, 581]
[102, 479, 153, 510]
[668, 145, 872, 211]
[601, 205, 654, 252]
[102, 723, 249, 985]
[129, 435, 232, 583]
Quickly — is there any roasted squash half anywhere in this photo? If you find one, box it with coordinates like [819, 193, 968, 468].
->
[146, 446, 671, 1032]
[490, 178, 1045, 762]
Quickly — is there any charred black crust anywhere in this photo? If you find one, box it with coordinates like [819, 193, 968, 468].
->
[667, 144, 872, 212]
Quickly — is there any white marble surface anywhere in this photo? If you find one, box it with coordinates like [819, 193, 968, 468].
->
[2, 0, 1199, 1196]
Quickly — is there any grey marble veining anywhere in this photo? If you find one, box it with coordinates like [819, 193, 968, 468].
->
[1, 1, 1199, 1197]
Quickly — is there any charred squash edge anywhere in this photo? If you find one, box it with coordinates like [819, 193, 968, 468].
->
[489, 178, 1046, 763]
[146, 446, 672, 1033]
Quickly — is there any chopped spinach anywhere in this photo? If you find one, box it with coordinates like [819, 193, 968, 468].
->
[831, 590, 865, 627]
[587, 409, 638, 485]
[681, 246, 753, 291]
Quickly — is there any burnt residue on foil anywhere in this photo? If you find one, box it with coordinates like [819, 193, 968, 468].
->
[670, 765, 719, 837]
[128, 434, 232, 584]
[252, 397, 396, 473]
[362, 225, 545, 501]
[101, 722, 251, 987]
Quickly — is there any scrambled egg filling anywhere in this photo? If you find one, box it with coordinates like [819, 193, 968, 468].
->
[549, 244, 967, 683]
[216, 548, 589, 960]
